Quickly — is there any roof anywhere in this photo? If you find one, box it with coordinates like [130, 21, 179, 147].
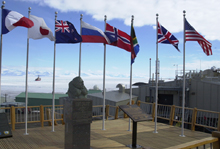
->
[16, 92, 68, 100]
[16, 90, 101, 100]
[88, 91, 137, 102]
[87, 89, 102, 94]
[132, 82, 148, 86]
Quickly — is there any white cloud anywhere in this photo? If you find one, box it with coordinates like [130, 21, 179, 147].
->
[20, 0, 220, 40]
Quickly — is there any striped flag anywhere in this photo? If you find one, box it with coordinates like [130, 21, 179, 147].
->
[131, 25, 139, 64]
[185, 18, 212, 56]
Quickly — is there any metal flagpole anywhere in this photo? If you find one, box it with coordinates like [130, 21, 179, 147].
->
[149, 58, 151, 83]
[52, 11, 58, 132]
[128, 15, 134, 132]
[24, 7, 31, 135]
[153, 13, 159, 134]
[0, 1, 5, 104]
[79, 14, 83, 77]
[180, 10, 186, 137]
[102, 15, 107, 131]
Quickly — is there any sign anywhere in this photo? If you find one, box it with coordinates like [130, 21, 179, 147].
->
[0, 113, 12, 138]
[119, 104, 152, 122]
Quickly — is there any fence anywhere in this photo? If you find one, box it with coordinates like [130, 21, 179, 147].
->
[137, 100, 220, 131]
[1, 101, 220, 132]
[0, 104, 119, 130]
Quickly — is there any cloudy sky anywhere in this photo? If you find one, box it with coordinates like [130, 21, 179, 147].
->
[0, 0, 220, 95]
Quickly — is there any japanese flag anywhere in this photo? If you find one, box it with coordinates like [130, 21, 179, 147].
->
[28, 15, 55, 41]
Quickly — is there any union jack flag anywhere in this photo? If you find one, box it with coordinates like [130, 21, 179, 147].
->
[105, 23, 131, 52]
[158, 22, 180, 52]
[55, 20, 82, 44]
[185, 18, 212, 56]
[55, 20, 70, 33]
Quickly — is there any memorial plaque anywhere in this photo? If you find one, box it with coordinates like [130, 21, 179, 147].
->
[0, 113, 12, 138]
[119, 104, 152, 149]
[119, 104, 152, 122]
[63, 97, 92, 149]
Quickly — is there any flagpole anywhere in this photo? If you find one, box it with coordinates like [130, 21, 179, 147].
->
[149, 58, 151, 83]
[52, 11, 58, 132]
[102, 15, 107, 131]
[128, 15, 134, 132]
[24, 7, 31, 135]
[0, 1, 5, 104]
[180, 10, 186, 137]
[153, 13, 159, 134]
[79, 14, 83, 77]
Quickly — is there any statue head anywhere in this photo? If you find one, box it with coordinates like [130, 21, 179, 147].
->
[67, 76, 88, 99]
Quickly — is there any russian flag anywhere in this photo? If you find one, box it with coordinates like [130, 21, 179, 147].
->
[81, 21, 110, 44]
[2, 9, 34, 34]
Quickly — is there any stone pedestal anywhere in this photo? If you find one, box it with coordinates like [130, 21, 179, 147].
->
[63, 97, 92, 149]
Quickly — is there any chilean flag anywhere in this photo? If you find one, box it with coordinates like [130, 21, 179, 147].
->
[81, 20, 110, 44]
[2, 9, 34, 34]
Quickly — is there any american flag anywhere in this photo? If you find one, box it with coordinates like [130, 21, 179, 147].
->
[157, 22, 180, 52]
[185, 19, 212, 56]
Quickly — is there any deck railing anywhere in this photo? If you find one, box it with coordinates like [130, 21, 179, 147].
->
[0, 104, 119, 130]
[137, 100, 220, 131]
[1, 101, 220, 132]
[2, 101, 220, 149]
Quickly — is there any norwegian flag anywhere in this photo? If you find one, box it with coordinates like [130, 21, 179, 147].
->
[105, 23, 131, 52]
[158, 22, 180, 52]
[185, 18, 212, 56]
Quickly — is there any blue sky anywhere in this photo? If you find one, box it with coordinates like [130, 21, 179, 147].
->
[1, 0, 220, 87]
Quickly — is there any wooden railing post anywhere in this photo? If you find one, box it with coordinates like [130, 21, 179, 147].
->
[106, 105, 109, 120]
[132, 100, 134, 105]
[137, 100, 141, 106]
[61, 114, 65, 125]
[212, 131, 220, 149]
[217, 112, 220, 131]
[40, 105, 44, 127]
[191, 107, 197, 131]
[152, 103, 155, 122]
[115, 106, 119, 119]
[11, 106, 15, 130]
[46, 108, 52, 126]
[169, 105, 175, 125]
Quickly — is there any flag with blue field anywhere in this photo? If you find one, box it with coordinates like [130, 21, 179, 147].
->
[55, 20, 82, 43]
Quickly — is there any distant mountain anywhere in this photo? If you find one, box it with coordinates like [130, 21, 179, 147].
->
[1, 67, 145, 79]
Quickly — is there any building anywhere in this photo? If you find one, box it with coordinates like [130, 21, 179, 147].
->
[15, 89, 102, 106]
[15, 92, 68, 106]
[132, 68, 220, 112]
[87, 84, 138, 117]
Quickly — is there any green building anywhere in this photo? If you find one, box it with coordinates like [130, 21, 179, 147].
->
[15, 92, 68, 106]
[15, 89, 102, 106]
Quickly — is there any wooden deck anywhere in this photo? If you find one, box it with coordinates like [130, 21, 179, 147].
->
[0, 119, 214, 149]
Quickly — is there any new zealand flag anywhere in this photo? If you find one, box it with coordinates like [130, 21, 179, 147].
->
[55, 20, 82, 43]
[158, 22, 180, 52]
